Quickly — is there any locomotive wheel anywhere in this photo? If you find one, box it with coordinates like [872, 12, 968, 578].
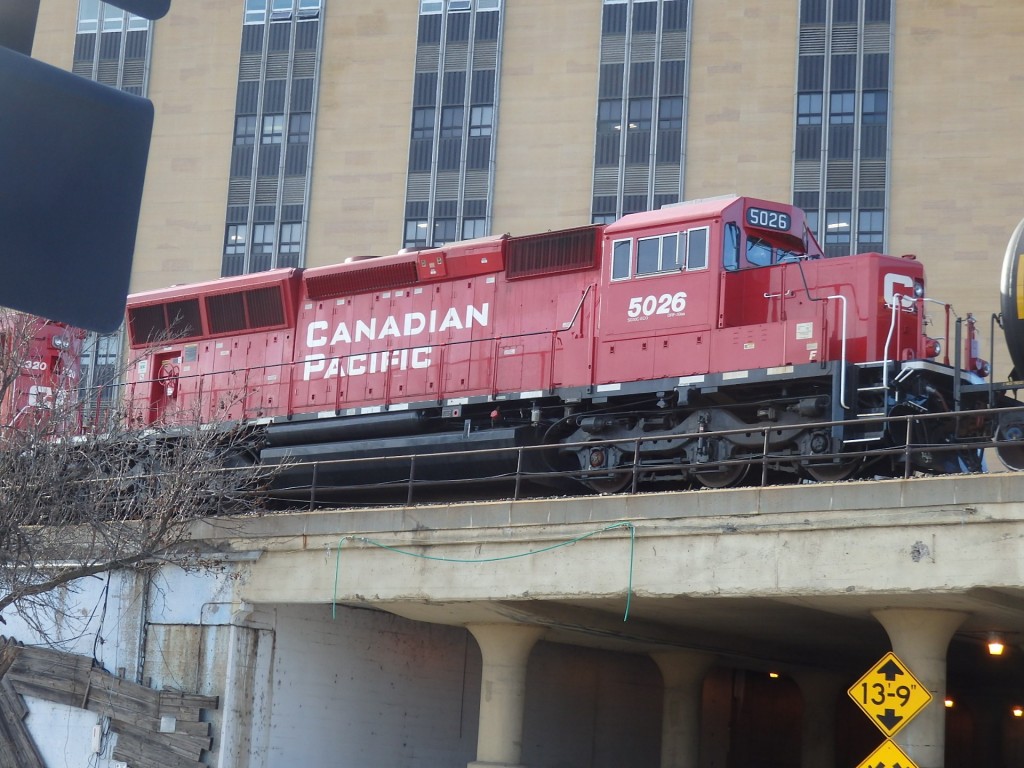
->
[995, 424, 1024, 471]
[803, 457, 862, 483]
[693, 462, 750, 489]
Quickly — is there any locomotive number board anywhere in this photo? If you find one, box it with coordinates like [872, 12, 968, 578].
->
[746, 207, 791, 232]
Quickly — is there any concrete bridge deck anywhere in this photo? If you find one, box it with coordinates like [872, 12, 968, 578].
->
[194, 472, 1024, 767]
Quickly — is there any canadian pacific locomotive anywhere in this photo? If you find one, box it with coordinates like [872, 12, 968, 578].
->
[0, 315, 82, 433]
[122, 195, 1024, 496]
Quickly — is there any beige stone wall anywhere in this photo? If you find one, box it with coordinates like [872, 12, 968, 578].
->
[490, 0, 601, 236]
[685, 3, 797, 203]
[890, 3, 1024, 378]
[305, 3, 417, 264]
[33, 1, 74, 69]
[132, 2, 241, 292]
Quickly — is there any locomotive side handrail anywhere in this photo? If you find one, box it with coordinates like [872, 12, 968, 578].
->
[827, 294, 849, 409]
[881, 293, 905, 391]
[561, 284, 592, 332]
[261, 400, 1024, 507]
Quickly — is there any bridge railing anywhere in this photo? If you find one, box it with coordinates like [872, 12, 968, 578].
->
[265, 402, 1024, 508]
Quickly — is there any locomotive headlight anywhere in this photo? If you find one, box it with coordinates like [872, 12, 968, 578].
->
[913, 279, 925, 298]
[924, 337, 942, 358]
[52, 334, 70, 350]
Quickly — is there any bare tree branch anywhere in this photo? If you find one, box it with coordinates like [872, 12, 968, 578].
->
[0, 312, 268, 628]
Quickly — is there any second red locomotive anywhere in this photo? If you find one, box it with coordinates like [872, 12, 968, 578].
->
[123, 194, 1015, 494]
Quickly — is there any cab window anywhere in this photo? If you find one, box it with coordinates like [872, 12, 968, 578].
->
[686, 227, 708, 270]
[636, 234, 680, 275]
[747, 237, 773, 267]
[611, 239, 631, 280]
[724, 223, 740, 270]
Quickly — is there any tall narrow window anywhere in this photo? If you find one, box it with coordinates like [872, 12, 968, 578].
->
[797, 93, 823, 125]
[591, 0, 691, 223]
[73, 0, 152, 93]
[857, 210, 884, 251]
[404, 219, 429, 249]
[412, 107, 435, 140]
[824, 210, 852, 256]
[403, 0, 503, 249]
[261, 114, 285, 144]
[223, 0, 324, 275]
[469, 105, 493, 137]
[793, 0, 892, 254]
[288, 113, 311, 143]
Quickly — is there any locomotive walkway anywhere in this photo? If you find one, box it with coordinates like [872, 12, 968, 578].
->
[195, 472, 1024, 768]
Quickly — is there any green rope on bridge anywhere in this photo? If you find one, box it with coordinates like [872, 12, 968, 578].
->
[332, 521, 636, 622]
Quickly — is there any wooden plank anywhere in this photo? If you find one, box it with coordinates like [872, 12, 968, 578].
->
[7, 679, 79, 708]
[0, 734, 23, 768]
[109, 718, 211, 760]
[0, 640, 21, 680]
[160, 690, 219, 709]
[112, 731, 204, 768]
[86, 672, 160, 718]
[11, 649, 92, 681]
[0, 680, 45, 768]
[157, 705, 202, 721]
[0, 681, 25, 721]
[86, 702, 161, 733]
[171, 720, 211, 737]
[9, 669, 85, 695]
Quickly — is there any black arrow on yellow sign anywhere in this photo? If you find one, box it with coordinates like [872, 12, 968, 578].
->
[876, 659, 904, 681]
[877, 709, 903, 730]
[869, 763, 910, 768]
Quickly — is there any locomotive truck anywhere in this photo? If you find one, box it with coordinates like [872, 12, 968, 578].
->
[121, 194, 1024, 497]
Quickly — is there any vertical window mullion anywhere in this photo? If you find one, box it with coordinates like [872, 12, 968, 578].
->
[617, 1, 634, 219]
[271, 19, 300, 269]
[648, 0, 663, 207]
[426, 9, 449, 246]
[455, 11, 476, 237]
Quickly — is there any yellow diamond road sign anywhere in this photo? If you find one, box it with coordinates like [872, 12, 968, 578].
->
[855, 739, 918, 768]
[848, 651, 933, 737]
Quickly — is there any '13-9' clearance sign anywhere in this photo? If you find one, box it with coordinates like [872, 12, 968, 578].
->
[848, 651, 933, 737]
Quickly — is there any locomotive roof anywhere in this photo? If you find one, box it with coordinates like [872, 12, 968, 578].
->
[127, 267, 300, 305]
[604, 194, 744, 235]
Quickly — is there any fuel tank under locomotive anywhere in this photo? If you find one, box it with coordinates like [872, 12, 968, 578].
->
[260, 410, 551, 497]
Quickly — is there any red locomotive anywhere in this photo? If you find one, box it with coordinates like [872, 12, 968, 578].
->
[0, 313, 83, 434]
[123, 195, 1020, 495]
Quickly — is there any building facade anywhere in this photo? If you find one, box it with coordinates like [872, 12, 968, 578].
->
[32, 0, 1024, 375]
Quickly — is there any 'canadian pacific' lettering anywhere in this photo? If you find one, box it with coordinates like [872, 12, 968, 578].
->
[303, 347, 433, 381]
[302, 303, 489, 381]
[306, 303, 489, 348]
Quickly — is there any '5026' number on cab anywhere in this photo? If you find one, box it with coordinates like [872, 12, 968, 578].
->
[627, 292, 687, 319]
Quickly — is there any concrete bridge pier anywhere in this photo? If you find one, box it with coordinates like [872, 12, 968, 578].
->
[873, 608, 969, 768]
[650, 650, 717, 768]
[467, 623, 545, 768]
[792, 669, 844, 768]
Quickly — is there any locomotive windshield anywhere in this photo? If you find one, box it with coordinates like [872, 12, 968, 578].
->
[724, 222, 806, 270]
